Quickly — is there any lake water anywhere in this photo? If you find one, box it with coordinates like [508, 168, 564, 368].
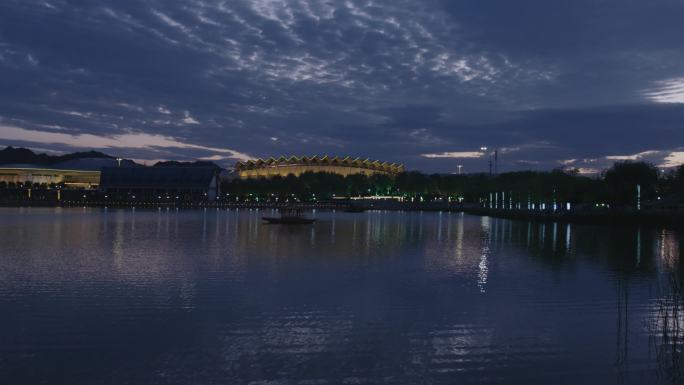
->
[0, 207, 683, 385]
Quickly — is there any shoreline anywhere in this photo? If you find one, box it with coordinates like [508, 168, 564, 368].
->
[2, 200, 683, 226]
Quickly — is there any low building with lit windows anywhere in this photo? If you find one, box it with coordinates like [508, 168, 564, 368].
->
[0, 165, 101, 189]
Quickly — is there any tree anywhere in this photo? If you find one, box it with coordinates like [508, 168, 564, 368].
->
[670, 165, 684, 200]
[603, 161, 659, 207]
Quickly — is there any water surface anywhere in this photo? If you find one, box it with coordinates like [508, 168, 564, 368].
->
[0, 207, 682, 384]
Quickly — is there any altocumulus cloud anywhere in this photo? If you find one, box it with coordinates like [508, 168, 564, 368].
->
[0, 0, 683, 171]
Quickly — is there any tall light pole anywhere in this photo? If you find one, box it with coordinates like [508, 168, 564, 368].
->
[116, 158, 123, 167]
[494, 149, 498, 175]
[480, 147, 489, 174]
[480, 147, 499, 175]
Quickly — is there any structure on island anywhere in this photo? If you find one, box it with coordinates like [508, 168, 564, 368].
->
[235, 156, 404, 179]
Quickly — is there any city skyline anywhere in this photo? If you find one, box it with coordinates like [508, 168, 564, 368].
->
[1, 0, 683, 173]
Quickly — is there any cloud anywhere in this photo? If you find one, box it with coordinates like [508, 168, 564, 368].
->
[644, 78, 684, 104]
[660, 152, 684, 168]
[576, 167, 600, 175]
[198, 154, 229, 161]
[181, 111, 200, 125]
[0, 123, 251, 161]
[0, 0, 683, 172]
[605, 150, 662, 161]
[421, 151, 484, 159]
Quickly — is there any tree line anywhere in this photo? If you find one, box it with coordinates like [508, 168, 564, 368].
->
[222, 161, 684, 208]
[1, 161, 682, 208]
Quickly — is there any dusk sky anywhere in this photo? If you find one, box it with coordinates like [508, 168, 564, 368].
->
[1, 0, 684, 173]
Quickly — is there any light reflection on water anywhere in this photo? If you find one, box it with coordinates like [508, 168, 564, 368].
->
[0, 207, 683, 384]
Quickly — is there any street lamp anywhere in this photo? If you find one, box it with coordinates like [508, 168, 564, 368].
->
[457, 165, 463, 175]
[116, 158, 123, 167]
[480, 146, 492, 174]
[479, 146, 498, 175]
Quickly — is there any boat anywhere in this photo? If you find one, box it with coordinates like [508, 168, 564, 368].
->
[262, 207, 317, 224]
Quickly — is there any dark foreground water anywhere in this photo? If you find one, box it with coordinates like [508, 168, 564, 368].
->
[1, 208, 683, 385]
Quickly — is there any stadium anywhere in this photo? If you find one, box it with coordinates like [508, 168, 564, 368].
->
[235, 156, 404, 179]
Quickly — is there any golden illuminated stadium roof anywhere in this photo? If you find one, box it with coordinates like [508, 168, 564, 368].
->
[235, 155, 404, 174]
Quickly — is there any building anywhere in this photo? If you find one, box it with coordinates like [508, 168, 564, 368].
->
[235, 156, 404, 179]
[0, 157, 137, 190]
[0, 165, 101, 189]
[99, 166, 221, 201]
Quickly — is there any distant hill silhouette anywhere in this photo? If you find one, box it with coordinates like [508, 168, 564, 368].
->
[0, 146, 114, 165]
[0, 146, 223, 171]
[153, 160, 223, 170]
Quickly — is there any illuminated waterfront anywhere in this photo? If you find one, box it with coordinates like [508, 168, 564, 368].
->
[0, 208, 683, 384]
